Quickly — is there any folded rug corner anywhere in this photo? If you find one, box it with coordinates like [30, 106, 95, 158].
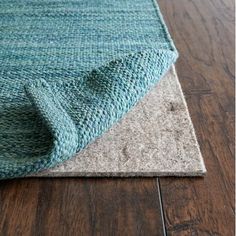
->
[0, 0, 179, 179]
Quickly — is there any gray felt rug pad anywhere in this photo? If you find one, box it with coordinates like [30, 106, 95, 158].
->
[31, 66, 206, 177]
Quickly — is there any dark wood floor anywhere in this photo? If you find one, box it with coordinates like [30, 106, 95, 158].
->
[0, 0, 234, 235]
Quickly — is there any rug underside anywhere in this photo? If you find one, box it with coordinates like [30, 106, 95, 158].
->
[31, 66, 206, 177]
[0, 0, 206, 178]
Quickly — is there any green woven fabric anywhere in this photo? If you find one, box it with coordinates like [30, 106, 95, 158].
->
[0, 0, 178, 179]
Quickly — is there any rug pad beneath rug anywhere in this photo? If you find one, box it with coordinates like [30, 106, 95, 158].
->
[31, 66, 206, 177]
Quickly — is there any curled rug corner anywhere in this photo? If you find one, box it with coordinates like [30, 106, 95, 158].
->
[31, 66, 206, 177]
[0, 0, 206, 179]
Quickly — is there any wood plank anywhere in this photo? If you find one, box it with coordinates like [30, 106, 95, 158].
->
[0, 1, 234, 235]
[158, 0, 235, 235]
[0, 178, 165, 235]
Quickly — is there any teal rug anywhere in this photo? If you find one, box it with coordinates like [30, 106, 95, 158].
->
[0, 0, 178, 179]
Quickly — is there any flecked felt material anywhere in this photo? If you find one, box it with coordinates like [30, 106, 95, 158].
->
[32, 66, 206, 177]
[0, 0, 178, 179]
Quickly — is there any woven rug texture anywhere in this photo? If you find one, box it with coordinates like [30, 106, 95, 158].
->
[32, 66, 206, 177]
[0, 0, 178, 179]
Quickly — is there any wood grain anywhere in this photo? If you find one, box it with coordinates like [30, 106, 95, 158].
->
[0, 0, 234, 235]
[0, 178, 164, 236]
[158, 0, 235, 235]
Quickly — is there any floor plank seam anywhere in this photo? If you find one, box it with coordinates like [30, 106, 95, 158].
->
[157, 178, 167, 236]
